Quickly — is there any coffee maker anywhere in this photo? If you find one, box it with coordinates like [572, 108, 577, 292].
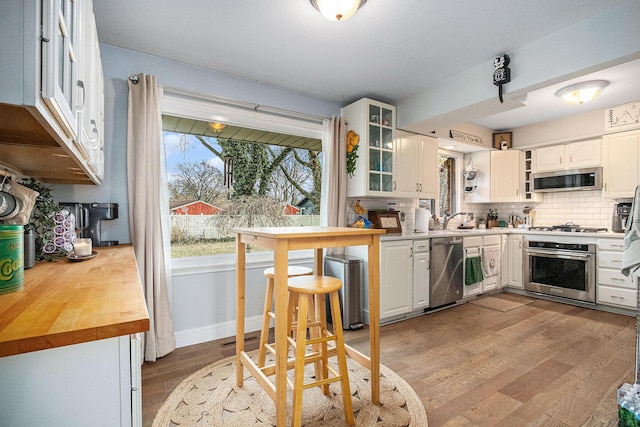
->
[612, 202, 632, 233]
[59, 202, 119, 246]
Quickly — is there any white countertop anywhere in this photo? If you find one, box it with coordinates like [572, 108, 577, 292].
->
[380, 228, 625, 241]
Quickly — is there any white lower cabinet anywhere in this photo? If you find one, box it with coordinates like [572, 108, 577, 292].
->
[507, 235, 524, 288]
[463, 237, 483, 297]
[412, 240, 430, 310]
[0, 334, 141, 427]
[379, 240, 413, 320]
[597, 238, 636, 309]
[463, 235, 503, 298]
[482, 235, 502, 292]
[501, 235, 509, 287]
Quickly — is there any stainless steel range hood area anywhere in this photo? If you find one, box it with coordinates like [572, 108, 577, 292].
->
[532, 167, 602, 193]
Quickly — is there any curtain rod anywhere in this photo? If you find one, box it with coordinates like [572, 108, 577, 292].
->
[162, 86, 329, 124]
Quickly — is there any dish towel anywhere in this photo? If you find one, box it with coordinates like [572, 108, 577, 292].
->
[622, 185, 640, 278]
[465, 256, 484, 286]
[482, 247, 501, 277]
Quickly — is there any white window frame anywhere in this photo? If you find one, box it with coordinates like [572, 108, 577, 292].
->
[162, 88, 323, 275]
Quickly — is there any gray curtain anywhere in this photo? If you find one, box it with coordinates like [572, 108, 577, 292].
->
[127, 73, 176, 361]
[320, 116, 347, 254]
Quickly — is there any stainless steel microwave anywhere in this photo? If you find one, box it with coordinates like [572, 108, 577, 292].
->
[532, 167, 602, 192]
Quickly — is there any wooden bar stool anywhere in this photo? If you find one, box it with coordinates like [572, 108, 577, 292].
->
[257, 265, 313, 368]
[287, 275, 355, 427]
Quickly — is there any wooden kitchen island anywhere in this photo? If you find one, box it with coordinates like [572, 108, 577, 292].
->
[0, 245, 149, 427]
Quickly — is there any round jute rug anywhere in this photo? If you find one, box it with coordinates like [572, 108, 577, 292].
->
[152, 351, 428, 426]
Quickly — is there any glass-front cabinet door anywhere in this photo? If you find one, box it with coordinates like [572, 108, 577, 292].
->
[368, 104, 394, 193]
[343, 98, 396, 197]
[42, 0, 78, 139]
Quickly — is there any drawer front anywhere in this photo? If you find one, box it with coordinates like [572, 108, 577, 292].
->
[413, 240, 429, 253]
[598, 239, 624, 251]
[464, 236, 482, 248]
[598, 251, 623, 269]
[599, 268, 635, 289]
[483, 235, 501, 246]
[597, 285, 637, 308]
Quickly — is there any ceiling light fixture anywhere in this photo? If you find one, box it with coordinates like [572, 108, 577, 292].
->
[555, 80, 609, 105]
[309, 0, 367, 21]
[209, 122, 227, 132]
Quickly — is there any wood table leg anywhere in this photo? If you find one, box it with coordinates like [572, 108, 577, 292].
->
[274, 240, 289, 426]
[314, 248, 323, 275]
[368, 235, 381, 404]
[236, 236, 246, 387]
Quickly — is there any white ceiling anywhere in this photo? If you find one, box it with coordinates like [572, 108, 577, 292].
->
[93, 0, 639, 131]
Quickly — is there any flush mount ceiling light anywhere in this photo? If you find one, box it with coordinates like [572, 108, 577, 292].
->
[209, 122, 227, 132]
[555, 80, 609, 105]
[310, 0, 367, 21]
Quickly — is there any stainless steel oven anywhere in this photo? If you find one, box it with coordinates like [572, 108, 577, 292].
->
[524, 239, 596, 303]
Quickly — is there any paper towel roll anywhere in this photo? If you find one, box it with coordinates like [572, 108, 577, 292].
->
[415, 208, 430, 232]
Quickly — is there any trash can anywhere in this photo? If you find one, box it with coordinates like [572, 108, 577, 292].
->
[324, 254, 364, 330]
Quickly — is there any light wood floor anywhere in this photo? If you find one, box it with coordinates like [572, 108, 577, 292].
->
[141, 293, 636, 426]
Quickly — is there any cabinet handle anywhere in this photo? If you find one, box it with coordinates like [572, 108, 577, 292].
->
[416, 183, 419, 191]
[611, 244, 623, 248]
[393, 181, 396, 190]
[410, 247, 413, 257]
[560, 156, 563, 164]
[612, 277, 625, 283]
[604, 182, 607, 191]
[611, 295, 625, 301]
[419, 183, 422, 191]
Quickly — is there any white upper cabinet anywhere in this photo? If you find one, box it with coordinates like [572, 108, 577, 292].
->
[0, 0, 104, 184]
[41, 0, 79, 140]
[343, 98, 396, 197]
[395, 134, 438, 199]
[76, 0, 104, 181]
[490, 150, 520, 202]
[534, 139, 601, 172]
[602, 130, 640, 199]
[464, 150, 521, 203]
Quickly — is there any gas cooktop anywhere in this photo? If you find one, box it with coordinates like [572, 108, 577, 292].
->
[528, 223, 608, 233]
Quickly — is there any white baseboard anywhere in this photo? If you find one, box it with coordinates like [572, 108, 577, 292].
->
[175, 315, 264, 348]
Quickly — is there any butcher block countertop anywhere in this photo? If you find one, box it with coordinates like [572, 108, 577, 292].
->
[0, 245, 149, 357]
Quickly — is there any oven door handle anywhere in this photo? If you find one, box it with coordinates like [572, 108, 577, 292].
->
[525, 249, 592, 260]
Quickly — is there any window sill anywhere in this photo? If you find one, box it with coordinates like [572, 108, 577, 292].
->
[170, 249, 315, 276]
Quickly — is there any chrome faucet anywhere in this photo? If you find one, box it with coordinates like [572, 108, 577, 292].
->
[443, 212, 467, 230]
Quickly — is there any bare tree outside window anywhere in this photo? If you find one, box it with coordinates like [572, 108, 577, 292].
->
[164, 125, 322, 258]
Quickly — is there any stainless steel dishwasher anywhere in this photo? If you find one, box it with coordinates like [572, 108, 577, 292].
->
[429, 236, 464, 308]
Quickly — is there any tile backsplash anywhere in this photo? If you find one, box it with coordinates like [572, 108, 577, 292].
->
[349, 189, 624, 232]
[462, 189, 620, 229]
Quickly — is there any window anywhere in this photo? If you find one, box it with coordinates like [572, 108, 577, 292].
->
[437, 149, 463, 217]
[162, 90, 324, 260]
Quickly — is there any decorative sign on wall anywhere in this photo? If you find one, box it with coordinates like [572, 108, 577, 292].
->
[449, 130, 484, 146]
[604, 102, 640, 132]
[493, 54, 511, 103]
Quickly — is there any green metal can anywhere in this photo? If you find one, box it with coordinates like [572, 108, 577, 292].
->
[0, 225, 24, 295]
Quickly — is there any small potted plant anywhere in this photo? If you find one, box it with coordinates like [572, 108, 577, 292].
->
[20, 178, 61, 262]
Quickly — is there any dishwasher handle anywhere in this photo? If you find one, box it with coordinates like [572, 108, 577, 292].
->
[431, 237, 462, 248]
